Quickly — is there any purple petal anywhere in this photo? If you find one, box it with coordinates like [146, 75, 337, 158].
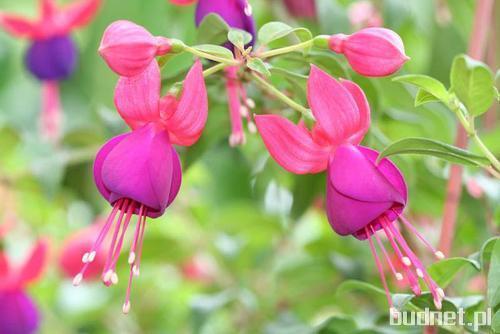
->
[25, 35, 77, 81]
[100, 124, 181, 217]
[0, 290, 39, 334]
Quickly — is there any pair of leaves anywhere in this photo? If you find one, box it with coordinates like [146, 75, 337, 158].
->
[394, 54, 497, 117]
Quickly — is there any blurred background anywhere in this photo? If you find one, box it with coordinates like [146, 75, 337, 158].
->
[0, 0, 498, 333]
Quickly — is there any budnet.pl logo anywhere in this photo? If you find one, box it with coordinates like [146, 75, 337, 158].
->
[389, 308, 492, 331]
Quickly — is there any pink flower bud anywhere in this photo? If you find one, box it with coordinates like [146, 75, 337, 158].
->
[98, 20, 172, 77]
[329, 28, 409, 77]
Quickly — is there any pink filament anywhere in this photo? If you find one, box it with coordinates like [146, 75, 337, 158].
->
[398, 215, 442, 257]
[41, 81, 62, 143]
[365, 226, 394, 309]
[370, 225, 400, 280]
[225, 66, 245, 146]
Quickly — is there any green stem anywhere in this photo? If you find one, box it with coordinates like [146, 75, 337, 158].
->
[472, 134, 500, 171]
[184, 45, 239, 65]
[251, 73, 314, 120]
[259, 39, 314, 59]
[203, 62, 228, 77]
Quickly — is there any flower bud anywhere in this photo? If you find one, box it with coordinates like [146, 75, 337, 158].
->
[329, 28, 409, 77]
[99, 20, 172, 77]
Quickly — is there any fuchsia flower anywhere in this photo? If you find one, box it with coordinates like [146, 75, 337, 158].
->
[0, 0, 101, 141]
[99, 20, 173, 77]
[347, 1, 383, 29]
[73, 59, 208, 314]
[0, 239, 48, 334]
[255, 66, 445, 310]
[59, 219, 108, 281]
[282, 0, 316, 20]
[328, 28, 409, 77]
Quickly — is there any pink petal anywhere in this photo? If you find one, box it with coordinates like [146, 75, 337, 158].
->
[0, 13, 38, 39]
[40, 0, 58, 20]
[339, 79, 370, 144]
[255, 114, 330, 174]
[114, 61, 161, 129]
[0, 253, 9, 279]
[169, 0, 198, 5]
[57, 0, 101, 33]
[307, 65, 368, 147]
[40, 81, 62, 143]
[163, 60, 208, 146]
[18, 239, 49, 286]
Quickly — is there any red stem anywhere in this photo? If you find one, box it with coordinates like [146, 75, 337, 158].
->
[438, 0, 494, 255]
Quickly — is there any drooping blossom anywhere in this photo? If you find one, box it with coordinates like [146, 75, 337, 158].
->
[0, 239, 48, 334]
[193, 0, 256, 146]
[255, 66, 445, 310]
[347, 1, 383, 30]
[328, 27, 409, 77]
[59, 218, 108, 281]
[73, 59, 208, 314]
[0, 0, 101, 141]
[282, 0, 316, 20]
[99, 20, 174, 77]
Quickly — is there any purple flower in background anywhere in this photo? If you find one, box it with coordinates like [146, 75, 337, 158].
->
[0, 0, 101, 141]
[0, 240, 48, 334]
[256, 66, 445, 310]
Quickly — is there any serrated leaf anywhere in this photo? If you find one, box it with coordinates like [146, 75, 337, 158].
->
[196, 13, 230, 45]
[193, 44, 234, 60]
[258, 21, 312, 47]
[393, 74, 450, 104]
[247, 58, 271, 77]
[228, 28, 253, 50]
[450, 54, 496, 116]
[428, 257, 480, 288]
[378, 137, 490, 167]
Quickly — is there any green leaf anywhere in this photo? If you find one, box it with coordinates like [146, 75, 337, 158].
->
[258, 21, 312, 46]
[487, 239, 500, 308]
[192, 44, 234, 60]
[336, 280, 386, 297]
[196, 13, 230, 45]
[415, 89, 440, 106]
[393, 74, 450, 104]
[377, 137, 490, 167]
[427, 257, 480, 288]
[493, 311, 500, 333]
[450, 54, 496, 116]
[247, 58, 271, 77]
[228, 28, 253, 50]
[481, 237, 500, 266]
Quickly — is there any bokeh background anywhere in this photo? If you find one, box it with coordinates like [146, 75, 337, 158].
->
[0, 0, 498, 333]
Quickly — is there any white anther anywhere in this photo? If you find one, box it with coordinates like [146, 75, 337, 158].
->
[73, 273, 83, 286]
[246, 98, 255, 109]
[435, 251, 445, 260]
[240, 106, 249, 117]
[128, 252, 136, 265]
[402, 257, 412, 266]
[416, 268, 424, 278]
[122, 301, 131, 314]
[247, 122, 257, 133]
[87, 251, 96, 263]
[395, 272, 403, 281]
[111, 272, 119, 285]
[437, 288, 445, 299]
[132, 265, 140, 277]
[103, 269, 113, 283]
[82, 252, 89, 263]
[434, 298, 442, 310]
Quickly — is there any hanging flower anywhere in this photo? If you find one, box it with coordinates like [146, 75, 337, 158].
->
[282, 0, 316, 20]
[193, 0, 256, 146]
[73, 60, 208, 314]
[255, 66, 445, 310]
[328, 27, 409, 77]
[0, 0, 101, 141]
[0, 239, 48, 334]
[59, 218, 108, 281]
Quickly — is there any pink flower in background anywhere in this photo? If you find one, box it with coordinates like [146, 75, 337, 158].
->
[329, 28, 409, 77]
[73, 60, 208, 314]
[99, 20, 173, 77]
[169, 0, 198, 5]
[347, 1, 383, 29]
[283, 0, 316, 20]
[0, 0, 101, 142]
[59, 219, 108, 281]
[256, 66, 445, 310]
[181, 254, 217, 283]
[0, 239, 48, 334]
